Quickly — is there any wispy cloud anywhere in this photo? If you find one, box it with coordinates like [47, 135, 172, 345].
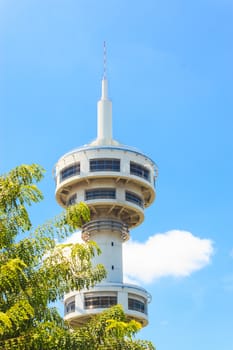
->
[62, 231, 83, 244]
[123, 230, 214, 284]
[63, 229, 214, 284]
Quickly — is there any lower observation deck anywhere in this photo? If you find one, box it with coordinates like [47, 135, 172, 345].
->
[64, 282, 151, 328]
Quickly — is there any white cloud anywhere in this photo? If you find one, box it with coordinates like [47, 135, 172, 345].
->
[63, 229, 214, 285]
[123, 230, 214, 284]
[62, 231, 83, 244]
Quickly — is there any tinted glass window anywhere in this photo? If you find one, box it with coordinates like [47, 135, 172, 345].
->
[60, 163, 80, 182]
[130, 162, 150, 181]
[67, 194, 77, 206]
[84, 295, 117, 309]
[126, 191, 143, 208]
[90, 159, 120, 172]
[65, 301, 75, 314]
[128, 298, 147, 314]
[85, 189, 116, 200]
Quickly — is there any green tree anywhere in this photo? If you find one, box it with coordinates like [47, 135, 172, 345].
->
[0, 164, 155, 350]
[0, 164, 105, 349]
[74, 305, 155, 350]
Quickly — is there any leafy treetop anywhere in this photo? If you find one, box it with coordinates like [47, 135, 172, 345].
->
[0, 164, 155, 349]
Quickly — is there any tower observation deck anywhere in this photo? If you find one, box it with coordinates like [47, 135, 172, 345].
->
[54, 52, 158, 328]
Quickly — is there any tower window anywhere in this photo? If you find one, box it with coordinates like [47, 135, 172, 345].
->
[112, 265, 114, 270]
[85, 188, 116, 201]
[65, 300, 75, 314]
[90, 158, 120, 172]
[84, 295, 117, 309]
[111, 242, 114, 246]
[67, 193, 77, 206]
[128, 297, 147, 314]
[60, 163, 80, 182]
[126, 191, 143, 208]
[130, 162, 150, 182]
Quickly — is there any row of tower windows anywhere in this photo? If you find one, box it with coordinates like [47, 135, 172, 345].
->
[130, 161, 150, 181]
[90, 158, 120, 172]
[125, 191, 143, 208]
[65, 296, 147, 314]
[65, 301, 75, 314]
[85, 188, 116, 200]
[67, 189, 143, 208]
[60, 163, 80, 182]
[84, 296, 117, 309]
[67, 193, 77, 206]
[128, 298, 147, 314]
[59, 159, 151, 183]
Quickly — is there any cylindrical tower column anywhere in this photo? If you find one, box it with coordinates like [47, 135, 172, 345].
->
[82, 219, 129, 283]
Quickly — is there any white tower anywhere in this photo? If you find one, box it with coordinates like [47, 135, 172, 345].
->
[55, 46, 158, 328]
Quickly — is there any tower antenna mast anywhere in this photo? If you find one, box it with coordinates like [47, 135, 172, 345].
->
[103, 41, 107, 79]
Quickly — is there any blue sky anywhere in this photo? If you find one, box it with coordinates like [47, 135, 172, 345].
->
[1, 1, 233, 349]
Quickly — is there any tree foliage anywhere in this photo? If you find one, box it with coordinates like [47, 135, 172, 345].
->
[0, 164, 105, 349]
[74, 305, 155, 350]
[0, 164, 155, 349]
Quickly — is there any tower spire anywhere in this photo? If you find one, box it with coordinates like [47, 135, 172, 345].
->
[103, 40, 107, 80]
[101, 41, 108, 99]
[97, 41, 112, 144]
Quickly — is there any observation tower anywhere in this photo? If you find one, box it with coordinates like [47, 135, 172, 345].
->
[54, 47, 158, 328]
